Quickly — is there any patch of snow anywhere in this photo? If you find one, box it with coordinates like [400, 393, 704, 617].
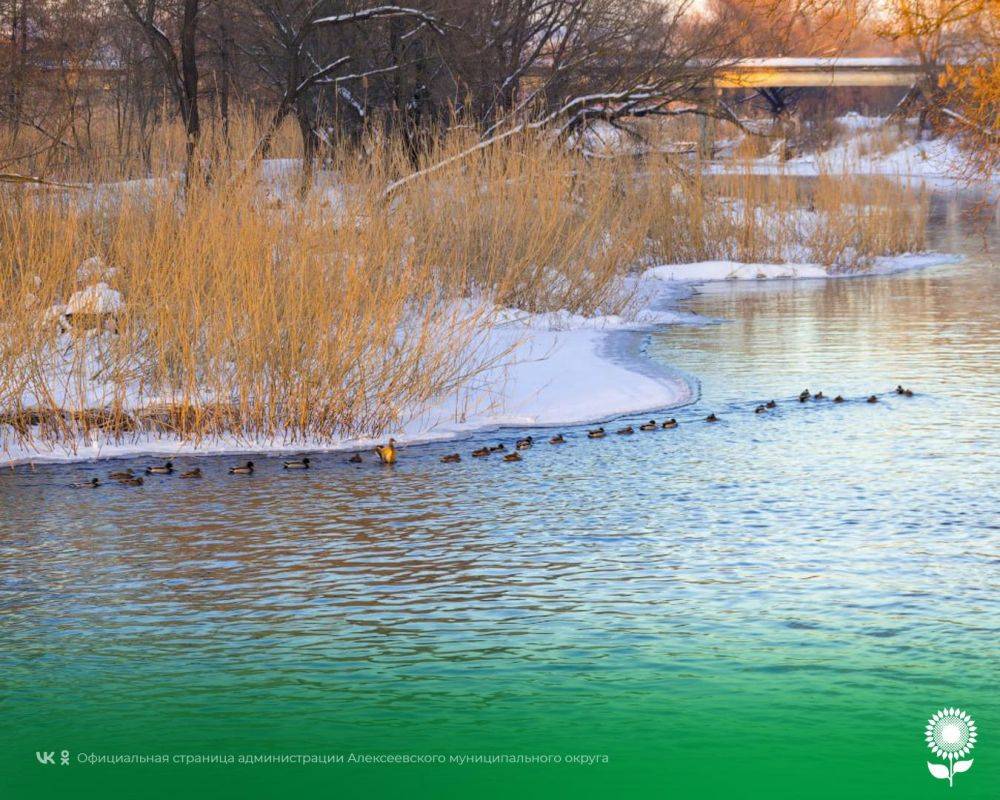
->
[65, 282, 123, 315]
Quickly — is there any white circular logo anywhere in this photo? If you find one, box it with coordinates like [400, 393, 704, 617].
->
[926, 708, 977, 786]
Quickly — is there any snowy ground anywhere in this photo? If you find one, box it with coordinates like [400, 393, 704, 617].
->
[0, 252, 959, 467]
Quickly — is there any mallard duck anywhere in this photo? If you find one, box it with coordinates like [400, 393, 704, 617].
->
[866, 395, 878, 404]
[489, 443, 506, 452]
[145, 460, 173, 475]
[617, 425, 634, 435]
[516, 436, 533, 450]
[109, 469, 134, 480]
[180, 468, 202, 479]
[705, 413, 719, 422]
[639, 420, 657, 431]
[503, 452, 522, 462]
[587, 427, 606, 439]
[904, 389, 914, 397]
[122, 476, 144, 486]
[441, 453, 461, 463]
[765, 400, 776, 409]
[661, 418, 678, 429]
[549, 434, 566, 444]
[229, 461, 254, 474]
[798, 390, 810, 403]
[348, 453, 362, 463]
[754, 405, 767, 414]
[833, 395, 845, 403]
[375, 438, 397, 464]
[283, 457, 310, 469]
[472, 447, 491, 458]
[813, 391, 825, 400]
[73, 477, 100, 488]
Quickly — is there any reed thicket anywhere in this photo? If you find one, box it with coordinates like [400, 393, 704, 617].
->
[0, 116, 929, 455]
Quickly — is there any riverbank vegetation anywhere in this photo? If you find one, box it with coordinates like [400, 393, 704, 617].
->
[0, 115, 931, 455]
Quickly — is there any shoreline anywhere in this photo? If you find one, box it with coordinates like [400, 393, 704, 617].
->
[0, 252, 959, 468]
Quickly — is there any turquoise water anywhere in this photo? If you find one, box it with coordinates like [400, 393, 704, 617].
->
[1, 192, 998, 798]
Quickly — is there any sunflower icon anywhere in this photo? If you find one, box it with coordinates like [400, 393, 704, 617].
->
[926, 708, 977, 786]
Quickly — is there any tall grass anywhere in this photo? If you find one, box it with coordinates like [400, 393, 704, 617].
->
[0, 116, 930, 456]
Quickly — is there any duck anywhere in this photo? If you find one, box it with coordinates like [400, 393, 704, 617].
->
[489, 443, 506, 452]
[904, 389, 914, 397]
[754, 405, 767, 414]
[765, 400, 776, 409]
[229, 461, 254, 474]
[348, 453, 362, 463]
[441, 453, 461, 463]
[73, 477, 100, 488]
[705, 413, 719, 422]
[639, 420, 658, 431]
[661, 418, 678, 429]
[516, 436, 533, 450]
[109, 468, 134, 480]
[833, 395, 845, 403]
[798, 390, 810, 403]
[617, 425, 634, 435]
[813, 391, 825, 400]
[180, 468, 202, 479]
[587, 427, 606, 439]
[375, 438, 397, 465]
[896, 384, 906, 395]
[145, 460, 173, 475]
[503, 452, 522, 462]
[472, 447, 491, 458]
[549, 434, 566, 444]
[866, 395, 878, 404]
[121, 476, 144, 486]
[283, 457, 310, 469]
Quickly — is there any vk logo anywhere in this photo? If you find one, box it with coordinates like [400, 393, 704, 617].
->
[35, 751, 55, 765]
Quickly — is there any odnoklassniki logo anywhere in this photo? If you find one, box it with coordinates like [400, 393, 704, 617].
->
[926, 709, 976, 787]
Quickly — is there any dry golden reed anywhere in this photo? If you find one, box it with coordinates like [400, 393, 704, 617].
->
[0, 115, 929, 456]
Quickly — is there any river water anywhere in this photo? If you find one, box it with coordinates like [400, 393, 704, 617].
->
[1, 191, 997, 799]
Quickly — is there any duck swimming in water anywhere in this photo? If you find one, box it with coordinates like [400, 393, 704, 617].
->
[121, 476, 144, 486]
[180, 468, 202, 478]
[754, 405, 767, 414]
[375, 438, 397, 464]
[833, 395, 844, 403]
[662, 418, 678, 429]
[489, 443, 506, 453]
[587, 427, 606, 439]
[617, 425, 634, 435]
[813, 391, 825, 400]
[896, 385, 906, 395]
[904, 389, 914, 397]
[109, 468, 134, 480]
[472, 447, 491, 458]
[765, 400, 776, 409]
[705, 413, 719, 422]
[145, 460, 173, 475]
[639, 420, 657, 431]
[74, 477, 100, 488]
[229, 461, 254, 474]
[516, 436, 533, 450]
[441, 453, 461, 463]
[283, 457, 310, 469]
[503, 452, 522, 462]
[798, 390, 810, 403]
[549, 434, 566, 444]
[348, 453, 362, 463]
[866, 395, 878, 404]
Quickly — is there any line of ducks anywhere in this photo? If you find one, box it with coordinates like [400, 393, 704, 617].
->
[72, 387, 914, 487]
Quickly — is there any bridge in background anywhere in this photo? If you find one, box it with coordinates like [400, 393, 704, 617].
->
[713, 57, 933, 89]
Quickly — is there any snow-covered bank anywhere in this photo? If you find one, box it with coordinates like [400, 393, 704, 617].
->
[1, 251, 961, 467]
[645, 252, 962, 283]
